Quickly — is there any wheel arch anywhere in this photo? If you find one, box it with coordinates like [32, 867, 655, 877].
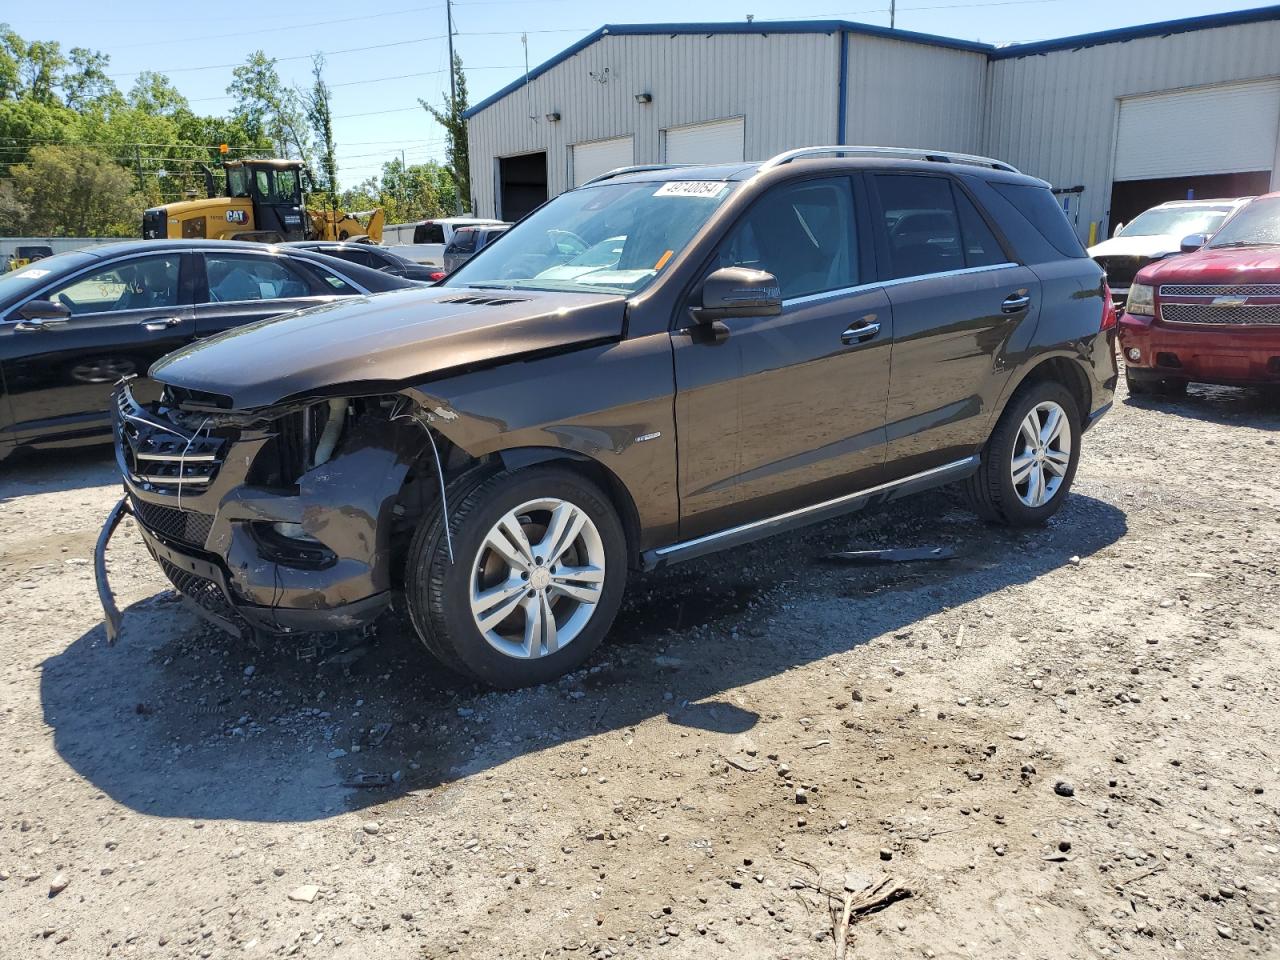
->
[495, 446, 644, 568]
[994, 353, 1093, 428]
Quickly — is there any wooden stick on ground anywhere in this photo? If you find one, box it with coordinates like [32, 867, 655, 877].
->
[833, 891, 855, 960]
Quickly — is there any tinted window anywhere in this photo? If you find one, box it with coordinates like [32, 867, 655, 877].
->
[205, 255, 312, 302]
[719, 178, 857, 299]
[47, 255, 181, 315]
[449, 229, 478, 254]
[990, 182, 1086, 258]
[875, 175, 965, 279]
[414, 222, 446, 244]
[303, 263, 360, 294]
[954, 188, 1007, 267]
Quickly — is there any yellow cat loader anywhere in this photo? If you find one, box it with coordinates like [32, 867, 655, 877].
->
[142, 159, 384, 244]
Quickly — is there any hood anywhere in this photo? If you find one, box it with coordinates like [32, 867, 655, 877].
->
[1087, 234, 1180, 260]
[150, 286, 627, 409]
[1136, 245, 1280, 286]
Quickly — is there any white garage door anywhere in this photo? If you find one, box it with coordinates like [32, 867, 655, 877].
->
[664, 117, 746, 165]
[1114, 79, 1280, 181]
[571, 136, 634, 187]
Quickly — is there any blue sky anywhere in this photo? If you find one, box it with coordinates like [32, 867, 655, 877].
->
[7, 0, 1271, 186]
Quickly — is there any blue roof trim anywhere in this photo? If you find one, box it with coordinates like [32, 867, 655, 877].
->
[990, 3, 1280, 59]
[464, 6, 1280, 117]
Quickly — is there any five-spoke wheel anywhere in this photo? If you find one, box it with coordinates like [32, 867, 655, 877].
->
[1010, 400, 1072, 509]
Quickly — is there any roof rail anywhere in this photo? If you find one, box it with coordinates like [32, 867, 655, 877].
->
[580, 163, 698, 186]
[759, 145, 1021, 174]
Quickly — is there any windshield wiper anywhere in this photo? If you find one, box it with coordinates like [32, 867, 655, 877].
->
[1208, 241, 1280, 249]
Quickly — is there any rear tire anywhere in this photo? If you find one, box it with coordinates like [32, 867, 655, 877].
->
[964, 380, 1081, 527]
[404, 466, 627, 688]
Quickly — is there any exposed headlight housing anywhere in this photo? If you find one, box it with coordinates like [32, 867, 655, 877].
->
[1126, 282, 1155, 316]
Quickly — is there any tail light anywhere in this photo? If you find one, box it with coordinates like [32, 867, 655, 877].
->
[1100, 282, 1117, 331]
[429, 271, 446, 283]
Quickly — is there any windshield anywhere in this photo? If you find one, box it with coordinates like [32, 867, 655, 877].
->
[445, 180, 738, 295]
[0, 251, 95, 303]
[1206, 197, 1280, 249]
[1119, 206, 1233, 238]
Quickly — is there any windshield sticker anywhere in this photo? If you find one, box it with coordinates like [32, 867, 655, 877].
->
[16, 268, 50, 279]
[654, 181, 728, 199]
[654, 249, 674, 271]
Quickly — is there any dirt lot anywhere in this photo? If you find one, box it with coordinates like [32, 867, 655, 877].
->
[2, 380, 1278, 960]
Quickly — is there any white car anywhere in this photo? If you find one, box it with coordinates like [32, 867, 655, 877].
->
[383, 217, 506, 268]
[1089, 198, 1251, 303]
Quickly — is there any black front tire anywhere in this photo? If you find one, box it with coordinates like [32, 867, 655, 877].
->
[964, 379, 1082, 527]
[404, 466, 628, 688]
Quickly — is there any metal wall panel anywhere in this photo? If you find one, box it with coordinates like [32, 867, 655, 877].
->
[468, 32, 841, 217]
[985, 19, 1280, 236]
[843, 35, 988, 153]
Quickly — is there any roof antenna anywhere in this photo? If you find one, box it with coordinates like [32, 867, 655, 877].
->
[522, 33, 536, 122]
[890, 0, 896, 28]
[746, 14, 754, 21]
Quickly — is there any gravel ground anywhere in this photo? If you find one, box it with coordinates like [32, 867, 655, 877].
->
[1, 379, 1278, 960]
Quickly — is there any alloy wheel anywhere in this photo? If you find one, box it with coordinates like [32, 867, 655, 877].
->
[469, 497, 606, 659]
[71, 357, 137, 383]
[1010, 400, 1072, 508]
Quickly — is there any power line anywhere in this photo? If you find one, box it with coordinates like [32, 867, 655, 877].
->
[184, 63, 522, 103]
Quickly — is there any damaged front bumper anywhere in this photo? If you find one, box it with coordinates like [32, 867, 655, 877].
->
[97, 383, 423, 642]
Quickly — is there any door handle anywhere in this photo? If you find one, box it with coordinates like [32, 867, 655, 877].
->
[13, 318, 67, 332]
[1002, 292, 1031, 313]
[140, 317, 182, 332]
[840, 315, 881, 345]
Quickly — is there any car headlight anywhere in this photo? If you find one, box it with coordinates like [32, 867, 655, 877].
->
[1126, 282, 1155, 316]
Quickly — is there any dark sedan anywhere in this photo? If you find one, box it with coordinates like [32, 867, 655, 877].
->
[0, 239, 415, 460]
[283, 241, 440, 281]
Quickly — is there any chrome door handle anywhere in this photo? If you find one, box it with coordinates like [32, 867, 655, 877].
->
[13, 318, 67, 332]
[1002, 292, 1031, 313]
[840, 316, 881, 345]
[141, 317, 182, 332]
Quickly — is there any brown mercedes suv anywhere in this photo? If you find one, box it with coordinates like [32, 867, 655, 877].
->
[98, 146, 1117, 688]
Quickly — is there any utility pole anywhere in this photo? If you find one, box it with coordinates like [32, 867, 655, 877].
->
[400, 148, 408, 216]
[446, 0, 461, 214]
[890, 0, 896, 29]
[133, 145, 144, 192]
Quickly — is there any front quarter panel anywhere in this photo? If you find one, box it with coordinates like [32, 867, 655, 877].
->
[401, 332, 679, 550]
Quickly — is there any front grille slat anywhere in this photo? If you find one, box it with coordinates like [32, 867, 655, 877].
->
[1160, 303, 1280, 326]
[156, 557, 250, 637]
[1161, 284, 1280, 298]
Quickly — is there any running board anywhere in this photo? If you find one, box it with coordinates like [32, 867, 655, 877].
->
[642, 457, 980, 570]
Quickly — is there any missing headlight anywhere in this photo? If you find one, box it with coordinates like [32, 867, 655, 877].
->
[249, 522, 337, 569]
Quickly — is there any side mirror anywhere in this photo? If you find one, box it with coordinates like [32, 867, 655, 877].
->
[1179, 233, 1208, 253]
[16, 299, 71, 322]
[693, 267, 782, 325]
[1112, 222, 1125, 237]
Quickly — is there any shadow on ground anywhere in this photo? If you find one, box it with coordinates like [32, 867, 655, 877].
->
[40, 484, 1127, 822]
[1123, 382, 1280, 430]
[0, 444, 117, 503]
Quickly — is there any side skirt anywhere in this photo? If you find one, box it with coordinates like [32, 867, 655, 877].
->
[642, 456, 980, 571]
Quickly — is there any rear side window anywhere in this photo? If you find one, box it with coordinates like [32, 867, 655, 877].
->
[414, 222, 446, 244]
[990, 182, 1086, 258]
[449, 229, 478, 253]
[204, 254, 314, 302]
[954, 189, 1007, 267]
[874, 175, 965, 279]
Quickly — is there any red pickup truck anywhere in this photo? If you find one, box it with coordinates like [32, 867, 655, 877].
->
[1118, 192, 1280, 395]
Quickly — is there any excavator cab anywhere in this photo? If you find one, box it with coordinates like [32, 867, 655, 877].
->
[225, 159, 308, 242]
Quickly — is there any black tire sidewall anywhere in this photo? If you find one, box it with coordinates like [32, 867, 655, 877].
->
[422, 468, 627, 688]
[988, 381, 1082, 525]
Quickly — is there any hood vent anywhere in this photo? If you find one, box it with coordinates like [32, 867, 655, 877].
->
[436, 294, 531, 307]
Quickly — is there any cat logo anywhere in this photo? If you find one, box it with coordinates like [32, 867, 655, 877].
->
[225, 210, 248, 224]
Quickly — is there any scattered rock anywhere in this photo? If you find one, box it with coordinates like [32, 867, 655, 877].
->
[48, 874, 69, 896]
[288, 885, 319, 903]
[362, 822, 380, 836]
[1054, 781, 1075, 798]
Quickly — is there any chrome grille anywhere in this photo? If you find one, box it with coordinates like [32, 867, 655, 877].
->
[1160, 303, 1280, 326]
[1160, 284, 1280, 298]
[116, 387, 227, 492]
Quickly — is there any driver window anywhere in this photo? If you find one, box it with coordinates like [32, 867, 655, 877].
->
[47, 256, 181, 316]
[255, 170, 272, 198]
[718, 178, 857, 300]
[274, 169, 299, 203]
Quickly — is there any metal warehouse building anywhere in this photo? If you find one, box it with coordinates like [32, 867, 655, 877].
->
[464, 6, 1280, 239]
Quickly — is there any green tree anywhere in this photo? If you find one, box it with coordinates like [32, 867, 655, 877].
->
[377, 157, 457, 223]
[227, 51, 309, 160]
[127, 71, 189, 115]
[302, 54, 337, 209]
[62, 47, 114, 108]
[8, 144, 141, 235]
[420, 52, 469, 213]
